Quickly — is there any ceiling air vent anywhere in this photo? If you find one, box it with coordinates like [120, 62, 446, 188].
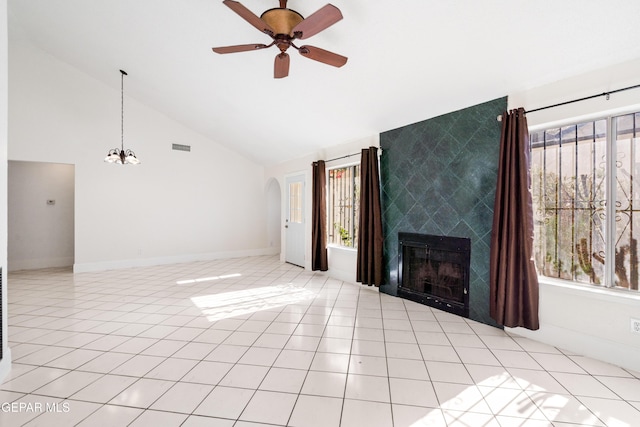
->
[172, 143, 191, 152]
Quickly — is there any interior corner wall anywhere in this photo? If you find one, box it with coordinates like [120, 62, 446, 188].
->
[379, 97, 507, 326]
[8, 41, 269, 272]
[8, 161, 74, 271]
[0, 0, 11, 383]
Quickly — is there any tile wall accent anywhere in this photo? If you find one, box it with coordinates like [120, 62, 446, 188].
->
[379, 97, 507, 326]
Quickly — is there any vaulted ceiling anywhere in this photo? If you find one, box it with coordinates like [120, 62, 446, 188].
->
[8, 0, 640, 165]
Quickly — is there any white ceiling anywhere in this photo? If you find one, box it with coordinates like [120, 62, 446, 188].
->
[7, 0, 640, 165]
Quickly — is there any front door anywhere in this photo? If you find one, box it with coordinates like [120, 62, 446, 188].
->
[285, 174, 305, 267]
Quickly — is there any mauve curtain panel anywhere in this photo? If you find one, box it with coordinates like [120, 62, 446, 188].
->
[489, 108, 540, 330]
[357, 147, 384, 286]
[312, 160, 328, 271]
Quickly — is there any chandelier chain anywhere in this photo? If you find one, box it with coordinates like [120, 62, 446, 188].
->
[105, 69, 139, 165]
[121, 70, 124, 151]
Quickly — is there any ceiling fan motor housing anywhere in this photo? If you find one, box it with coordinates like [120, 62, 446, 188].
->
[260, 8, 303, 37]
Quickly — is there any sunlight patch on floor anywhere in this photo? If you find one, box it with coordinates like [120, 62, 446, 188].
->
[399, 372, 625, 427]
[190, 284, 316, 322]
[176, 273, 242, 285]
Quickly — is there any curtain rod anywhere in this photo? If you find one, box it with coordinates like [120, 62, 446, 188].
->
[315, 147, 383, 164]
[497, 82, 640, 121]
[311, 152, 359, 166]
[325, 152, 360, 163]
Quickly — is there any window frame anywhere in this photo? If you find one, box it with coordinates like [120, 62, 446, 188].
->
[529, 106, 640, 293]
[326, 161, 360, 250]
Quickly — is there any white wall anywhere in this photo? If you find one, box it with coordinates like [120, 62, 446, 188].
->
[8, 161, 74, 271]
[9, 41, 269, 272]
[0, 0, 11, 383]
[264, 135, 379, 281]
[508, 57, 640, 128]
[507, 58, 640, 373]
[511, 278, 640, 373]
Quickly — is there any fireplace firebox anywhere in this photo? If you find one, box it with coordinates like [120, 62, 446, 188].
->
[398, 232, 470, 318]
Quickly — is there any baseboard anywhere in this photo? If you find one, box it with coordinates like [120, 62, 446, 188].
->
[0, 347, 12, 385]
[327, 268, 356, 284]
[8, 256, 74, 272]
[506, 323, 640, 373]
[327, 246, 357, 284]
[73, 248, 278, 273]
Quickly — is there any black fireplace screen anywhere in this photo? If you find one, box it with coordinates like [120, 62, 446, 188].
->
[398, 233, 470, 317]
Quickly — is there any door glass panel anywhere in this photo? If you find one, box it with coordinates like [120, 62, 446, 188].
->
[289, 182, 302, 223]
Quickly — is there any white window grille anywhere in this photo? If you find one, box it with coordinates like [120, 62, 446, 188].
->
[327, 164, 360, 247]
[531, 111, 640, 291]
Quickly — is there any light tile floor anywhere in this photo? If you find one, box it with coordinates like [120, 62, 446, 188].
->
[1, 255, 640, 426]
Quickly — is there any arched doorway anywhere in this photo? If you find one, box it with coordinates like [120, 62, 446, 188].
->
[265, 178, 282, 255]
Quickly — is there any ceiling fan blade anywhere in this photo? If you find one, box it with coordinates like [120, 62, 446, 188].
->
[299, 45, 347, 67]
[292, 4, 343, 39]
[212, 43, 269, 54]
[274, 53, 290, 79]
[222, 0, 275, 36]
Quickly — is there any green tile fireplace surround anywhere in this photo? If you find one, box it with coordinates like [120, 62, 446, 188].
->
[380, 97, 507, 326]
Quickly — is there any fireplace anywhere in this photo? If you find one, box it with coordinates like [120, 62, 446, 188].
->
[398, 232, 470, 317]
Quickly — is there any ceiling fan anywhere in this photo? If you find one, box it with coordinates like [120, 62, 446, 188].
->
[212, 0, 347, 78]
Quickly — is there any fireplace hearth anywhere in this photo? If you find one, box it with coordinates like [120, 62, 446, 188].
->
[398, 232, 470, 317]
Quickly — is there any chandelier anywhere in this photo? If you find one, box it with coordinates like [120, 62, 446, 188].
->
[104, 69, 140, 165]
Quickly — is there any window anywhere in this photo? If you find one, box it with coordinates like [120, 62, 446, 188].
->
[531, 111, 640, 292]
[327, 164, 360, 247]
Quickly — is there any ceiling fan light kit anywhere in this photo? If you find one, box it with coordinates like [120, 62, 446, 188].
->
[212, 0, 347, 78]
[261, 8, 304, 35]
